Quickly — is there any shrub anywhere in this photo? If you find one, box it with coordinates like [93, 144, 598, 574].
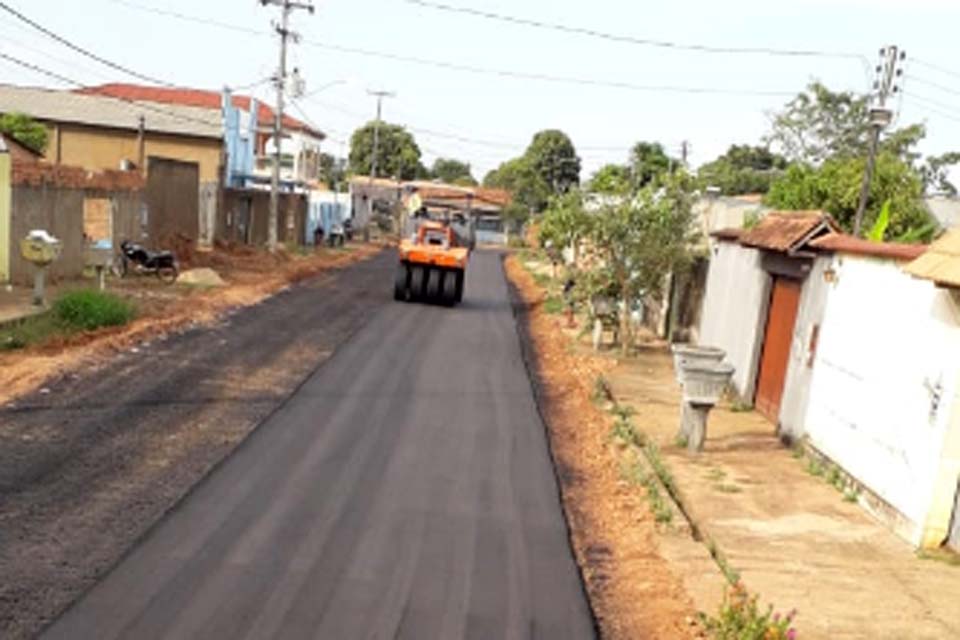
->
[54, 290, 135, 331]
[700, 583, 798, 639]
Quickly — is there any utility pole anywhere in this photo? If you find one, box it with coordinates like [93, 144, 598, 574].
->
[853, 45, 904, 236]
[680, 140, 690, 168]
[367, 90, 395, 181]
[261, 0, 314, 252]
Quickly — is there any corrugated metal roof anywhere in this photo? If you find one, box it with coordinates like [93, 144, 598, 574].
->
[904, 229, 960, 287]
[0, 84, 222, 139]
[739, 210, 837, 253]
[711, 227, 744, 241]
[809, 233, 927, 261]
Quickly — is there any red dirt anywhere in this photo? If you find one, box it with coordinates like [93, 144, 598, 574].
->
[506, 254, 701, 639]
[0, 242, 387, 406]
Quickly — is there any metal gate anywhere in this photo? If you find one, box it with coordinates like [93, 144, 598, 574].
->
[755, 277, 801, 423]
[145, 156, 199, 246]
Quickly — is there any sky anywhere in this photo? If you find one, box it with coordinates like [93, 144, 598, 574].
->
[1, 0, 959, 183]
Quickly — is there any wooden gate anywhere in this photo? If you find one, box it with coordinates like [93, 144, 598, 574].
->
[755, 277, 801, 422]
[145, 156, 199, 246]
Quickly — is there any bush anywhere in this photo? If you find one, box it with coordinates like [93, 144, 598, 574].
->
[54, 290, 135, 331]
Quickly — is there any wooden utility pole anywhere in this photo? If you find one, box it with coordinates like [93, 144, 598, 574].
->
[261, 0, 313, 251]
[853, 45, 904, 237]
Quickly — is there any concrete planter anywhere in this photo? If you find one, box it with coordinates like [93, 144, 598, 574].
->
[681, 361, 735, 406]
[671, 344, 725, 386]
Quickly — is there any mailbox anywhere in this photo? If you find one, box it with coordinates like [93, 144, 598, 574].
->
[20, 230, 62, 266]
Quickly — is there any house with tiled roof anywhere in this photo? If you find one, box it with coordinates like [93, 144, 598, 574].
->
[77, 84, 325, 188]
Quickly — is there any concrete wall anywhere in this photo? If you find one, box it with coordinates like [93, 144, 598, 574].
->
[803, 255, 960, 546]
[698, 239, 771, 402]
[0, 150, 9, 282]
[50, 123, 222, 182]
[219, 188, 306, 247]
[777, 257, 831, 440]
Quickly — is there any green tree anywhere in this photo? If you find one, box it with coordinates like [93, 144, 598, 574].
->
[539, 189, 592, 263]
[525, 129, 581, 194]
[921, 152, 960, 196]
[697, 145, 787, 195]
[484, 156, 551, 213]
[348, 121, 423, 180]
[765, 154, 936, 241]
[589, 163, 631, 194]
[430, 157, 477, 185]
[0, 112, 48, 153]
[630, 141, 675, 188]
[318, 152, 347, 191]
[589, 172, 698, 355]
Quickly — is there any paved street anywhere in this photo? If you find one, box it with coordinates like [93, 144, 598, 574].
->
[42, 251, 595, 639]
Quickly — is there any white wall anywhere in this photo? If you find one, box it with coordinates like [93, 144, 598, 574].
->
[803, 254, 960, 543]
[698, 240, 771, 401]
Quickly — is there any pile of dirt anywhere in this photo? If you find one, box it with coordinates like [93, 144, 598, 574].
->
[0, 242, 389, 406]
[505, 254, 701, 639]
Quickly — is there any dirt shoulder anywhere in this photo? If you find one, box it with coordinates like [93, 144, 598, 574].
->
[0, 242, 386, 406]
[504, 254, 702, 639]
[0, 249, 394, 640]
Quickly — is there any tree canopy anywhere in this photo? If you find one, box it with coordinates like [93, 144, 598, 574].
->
[318, 152, 348, 191]
[525, 129, 581, 195]
[0, 112, 48, 153]
[483, 156, 550, 213]
[630, 142, 675, 188]
[348, 121, 426, 180]
[697, 145, 787, 195]
[588, 163, 632, 194]
[431, 157, 477, 186]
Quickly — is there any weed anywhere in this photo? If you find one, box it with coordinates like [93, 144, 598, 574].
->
[715, 483, 743, 494]
[532, 272, 551, 288]
[543, 296, 564, 314]
[805, 459, 824, 477]
[645, 442, 676, 494]
[592, 375, 609, 404]
[611, 404, 636, 421]
[843, 490, 860, 503]
[54, 290, 135, 331]
[675, 434, 689, 448]
[610, 417, 641, 448]
[791, 446, 805, 460]
[706, 539, 741, 586]
[827, 466, 844, 491]
[641, 473, 674, 524]
[729, 400, 753, 413]
[699, 582, 798, 639]
[917, 548, 960, 567]
[706, 467, 726, 482]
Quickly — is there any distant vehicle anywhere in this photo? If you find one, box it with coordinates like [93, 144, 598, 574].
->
[394, 220, 469, 306]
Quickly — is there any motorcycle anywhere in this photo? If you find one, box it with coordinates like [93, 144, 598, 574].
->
[112, 240, 179, 284]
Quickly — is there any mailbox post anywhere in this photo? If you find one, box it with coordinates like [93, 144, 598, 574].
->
[20, 230, 61, 306]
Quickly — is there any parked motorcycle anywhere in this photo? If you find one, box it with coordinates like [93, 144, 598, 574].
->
[112, 240, 179, 284]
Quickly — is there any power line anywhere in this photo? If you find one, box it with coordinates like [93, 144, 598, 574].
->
[912, 58, 960, 83]
[905, 74, 960, 98]
[0, 1, 174, 86]
[106, 0, 797, 99]
[906, 91, 960, 116]
[405, 0, 867, 61]
[0, 51, 221, 128]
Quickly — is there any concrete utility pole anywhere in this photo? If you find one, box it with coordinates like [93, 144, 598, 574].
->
[367, 90, 395, 181]
[853, 45, 904, 237]
[680, 140, 690, 168]
[261, 0, 314, 252]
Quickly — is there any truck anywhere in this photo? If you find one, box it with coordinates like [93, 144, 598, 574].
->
[394, 220, 469, 306]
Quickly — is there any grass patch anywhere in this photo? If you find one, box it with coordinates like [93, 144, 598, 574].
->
[0, 290, 135, 351]
[54, 290, 136, 331]
[592, 374, 609, 404]
[805, 459, 825, 478]
[729, 400, 753, 413]
[532, 272, 552, 288]
[706, 467, 727, 482]
[714, 483, 743, 494]
[707, 538, 741, 585]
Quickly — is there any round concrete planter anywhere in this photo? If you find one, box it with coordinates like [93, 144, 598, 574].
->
[671, 344, 725, 386]
[680, 361, 735, 406]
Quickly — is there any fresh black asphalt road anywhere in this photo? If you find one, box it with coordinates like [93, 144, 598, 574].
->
[43, 251, 595, 640]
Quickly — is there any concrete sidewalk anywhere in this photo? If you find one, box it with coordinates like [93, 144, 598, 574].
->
[607, 346, 960, 639]
[0, 286, 49, 329]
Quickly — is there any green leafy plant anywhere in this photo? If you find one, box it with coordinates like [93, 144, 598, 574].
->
[867, 200, 891, 242]
[592, 374, 610, 403]
[543, 296, 565, 314]
[700, 583, 798, 640]
[54, 290, 136, 331]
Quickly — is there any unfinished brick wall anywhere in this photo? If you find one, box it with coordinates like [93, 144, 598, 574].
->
[11, 162, 144, 191]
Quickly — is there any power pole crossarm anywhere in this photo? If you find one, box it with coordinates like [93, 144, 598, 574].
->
[367, 90, 395, 182]
[261, 0, 314, 252]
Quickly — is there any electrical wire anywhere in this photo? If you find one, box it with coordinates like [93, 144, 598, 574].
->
[105, 0, 797, 98]
[0, 51, 222, 128]
[905, 74, 960, 98]
[405, 0, 867, 61]
[0, 1, 175, 86]
[912, 58, 960, 83]
[905, 91, 960, 116]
